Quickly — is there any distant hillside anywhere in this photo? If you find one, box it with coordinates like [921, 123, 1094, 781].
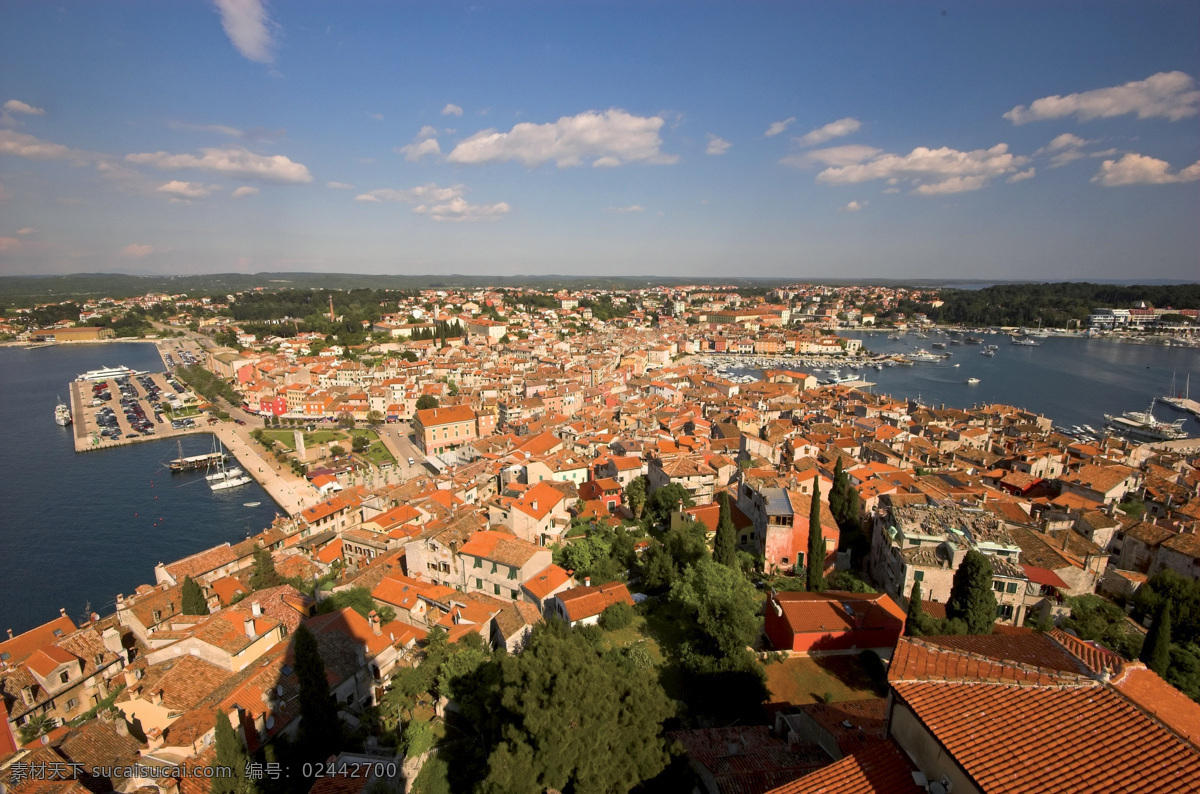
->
[0, 272, 993, 307]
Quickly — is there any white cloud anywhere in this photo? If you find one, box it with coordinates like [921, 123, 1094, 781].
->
[325, 181, 354, 189]
[442, 104, 464, 117]
[157, 180, 214, 200]
[4, 99, 46, 116]
[355, 183, 510, 222]
[355, 184, 463, 204]
[1091, 153, 1200, 186]
[812, 143, 1028, 195]
[0, 129, 86, 163]
[213, 0, 276, 64]
[1043, 133, 1091, 152]
[0, 236, 19, 252]
[446, 109, 678, 168]
[231, 186, 259, 198]
[126, 146, 312, 183]
[396, 138, 441, 162]
[841, 200, 865, 212]
[368, 112, 383, 121]
[781, 144, 883, 168]
[121, 243, 155, 258]
[417, 125, 439, 139]
[765, 117, 795, 137]
[795, 117, 861, 147]
[166, 120, 285, 141]
[606, 205, 645, 213]
[16, 227, 34, 235]
[412, 196, 510, 222]
[1007, 168, 1036, 183]
[1005, 71, 1200, 124]
[706, 135, 732, 155]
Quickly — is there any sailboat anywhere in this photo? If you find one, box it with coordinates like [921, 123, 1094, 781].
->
[207, 439, 251, 491]
[1157, 373, 1200, 418]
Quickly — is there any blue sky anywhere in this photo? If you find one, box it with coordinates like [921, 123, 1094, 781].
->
[1, 1, 1197, 281]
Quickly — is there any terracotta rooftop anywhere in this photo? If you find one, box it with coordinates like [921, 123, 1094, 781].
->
[764, 740, 923, 794]
[555, 581, 634, 623]
[892, 679, 1200, 793]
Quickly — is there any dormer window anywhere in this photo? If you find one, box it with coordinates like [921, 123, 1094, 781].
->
[60, 671, 70, 684]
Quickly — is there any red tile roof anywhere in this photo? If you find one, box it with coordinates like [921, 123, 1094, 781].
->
[764, 740, 923, 794]
[555, 581, 633, 623]
[522, 564, 572, 600]
[0, 615, 77, 665]
[892, 680, 1200, 793]
[1113, 665, 1200, 750]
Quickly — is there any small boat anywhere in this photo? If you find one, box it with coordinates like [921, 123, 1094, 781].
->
[55, 397, 72, 426]
[966, 378, 980, 385]
[243, 501, 262, 508]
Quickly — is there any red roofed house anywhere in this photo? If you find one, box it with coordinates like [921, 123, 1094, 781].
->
[456, 530, 552, 602]
[413, 405, 478, 456]
[505, 480, 572, 547]
[552, 582, 634, 627]
[764, 591, 906, 658]
[521, 564, 574, 615]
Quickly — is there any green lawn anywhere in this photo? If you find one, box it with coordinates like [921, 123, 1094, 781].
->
[598, 615, 664, 665]
[348, 429, 395, 466]
[761, 655, 884, 707]
[263, 428, 348, 450]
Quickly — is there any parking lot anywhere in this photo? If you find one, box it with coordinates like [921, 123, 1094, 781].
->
[73, 370, 207, 450]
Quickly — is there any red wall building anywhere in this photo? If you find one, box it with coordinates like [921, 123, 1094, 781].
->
[764, 591, 906, 658]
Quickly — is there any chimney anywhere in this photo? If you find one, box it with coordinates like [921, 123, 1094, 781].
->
[102, 627, 123, 655]
[6, 629, 11, 640]
[244, 619, 256, 638]
[369, 610, 381, 635]
[153, 689, 164, 706]
[584, 577, 591, 587]
[146, 726, 165, 751]
[532, 500, 538, 511]
[116, 593, 124, 608]
[124, 667, 140, 688]
[251, 602, 263, 617]
[59, 607, 67, 618]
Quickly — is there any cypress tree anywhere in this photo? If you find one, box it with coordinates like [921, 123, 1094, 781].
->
[806, 481, 825, 592]
[181, 575, 209, 616]
[294, 624, 342, 759]
[906, 581, 923, 636]
[212, 708, 253, 794]
[947, 550, 997, 634]
[829, 458, 846, 524]
[1140, 600, 1172, 676]
[713, 492, 738, 568]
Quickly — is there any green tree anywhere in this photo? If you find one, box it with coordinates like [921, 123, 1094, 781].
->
[624, 476, 647, 518]
[317, 587, 395, 623]
[328, 444, 346, 458]
[906, 581, 923, 636]
[947, 550, 997, 635]
[181, 575, 210, 616]
[365, 409, 384, 428]
[336, 411, 355, 429]
[249, 547, 282, 590]
[478, 621, 673, 793]
[670, 559, 762, 657]
[212, 708, 255, 794]
[643, 483, 695, 527]
[829, 458, 847, 523]
[294, 624, 342, 758]
[436, 637, 491, 701]
[17, 713, 54, 745]
[827, 570, 875, 593]
[713, 492, 737, 568]
[1141, 600, 1172, 676]
[1061, 594, 1144, 659]
[416, 394, 439, 411]
[599, 601, 634, 631]
[351, 435, 369, 453]
[807, 482, 825, 593]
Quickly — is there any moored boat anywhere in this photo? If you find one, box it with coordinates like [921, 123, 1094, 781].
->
[55, 397, 72, 426]
[1104, 402, 1189, 441]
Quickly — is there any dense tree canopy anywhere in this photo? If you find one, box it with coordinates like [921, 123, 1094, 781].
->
[947, 550, 996, 634]
[294, 624, 342, 759]
[713, 492, 737, 568]
[807, 481, 825, 592]
[454, 621, 674, 794]
[181, 575, 209, 616]
[670, 559, 762, 658]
